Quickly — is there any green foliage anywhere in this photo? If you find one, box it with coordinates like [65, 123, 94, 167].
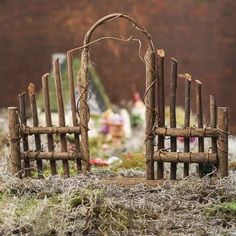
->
[70, 189, 103, 208]
[14, 197, 39, 217]
[0, 127, 8, 155]
[70, 194, 83, 208]
[89, 135, 111, 158]
[36, 57, 110, 112]
[229, 161, 236, 170]
[89, 64, 111, 109]
[37, 59, 80, 112]
[205, 200, 236, 221]
[30, 161, 78, 178]
[57, 164, 78, 177]
[0, 192, 8, 206]
[165, 106, 197, 127]
[48, 194, 62, 205]
[130, 114, 143, 127]
[111, 152, 145, 170]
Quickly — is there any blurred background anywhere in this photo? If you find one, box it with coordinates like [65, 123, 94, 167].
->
[0, 0, 236, 132]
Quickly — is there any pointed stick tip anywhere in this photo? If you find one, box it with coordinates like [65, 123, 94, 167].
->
[171, 57, 178, 63]
[185, 73, 192, 81]
[53, 58, 60, 66]
[178, 73, 185, 78]
[195, 80, 202, 85]
[209, 94, 216, 102]
[178, 73, 191, 81]
[42, 73, 50, 83]
[18, 92, 27, 97]
[8, 107, 18, 111]
[28, 83, 35, 95]
[67, 51, 73, 58]
[42, 73, 49, 78]
[157, 49, 165, 57]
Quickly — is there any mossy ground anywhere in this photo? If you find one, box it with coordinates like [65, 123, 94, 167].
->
[206, 200, 236, 221]
[1, 171, 236, 235]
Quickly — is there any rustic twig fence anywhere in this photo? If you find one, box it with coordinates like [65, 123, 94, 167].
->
[153, 52, 229, 180]
[8, 55, 86, 178]
[7, 13, 229, 180]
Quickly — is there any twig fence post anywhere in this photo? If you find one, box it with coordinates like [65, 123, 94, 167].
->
[157, 49, 165, 179]
[145, 48, 156, 180]
[210, 95, 217, 171]
[8, 107, 21, 178]
[19, 92, 30, 177]
[42, 73, 57, 175]
[78, 48, 91, 171]
[67, 52, 82, 172]
[28, 83, 43, 178]
[183, 74, 191, 177]
[170, 58, 177, 180]
[217, 107, 229, 177]
[196, 80, 204, 177]
[54, 59, 70, 176]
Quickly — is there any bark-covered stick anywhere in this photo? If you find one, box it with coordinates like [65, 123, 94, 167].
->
[145, 48, 156, 180]
[78, 48, 91, 171]
[21, 151, 82, 160]
[195, 80, 204, 177]
[54, 58, 70, 176]
[154, 151, 217, 164]
[28, 83, 43, 178]
[67, 52, 82, 172]
[157, 49, 165, 179]
[19, 92, 30, 177]
[217, 107, 229, 177]
[183, 74, 191, 177]
[22, 126, 81, 135]
[8, 107, 22, 178]
[155, 127, 218, 137]
[42, 73, 57, 175]
[210, 95, 217, 154]
[170, 58, 177, 180]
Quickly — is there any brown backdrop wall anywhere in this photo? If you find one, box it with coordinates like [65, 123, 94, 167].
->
[0, 0, 236, 131]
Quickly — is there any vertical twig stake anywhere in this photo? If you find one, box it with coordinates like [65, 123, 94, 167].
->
[217, 107, 229, 177]
[183, 74, 191, 177]
[145, 48, 156, 180]
[42, 73, 57, 175]
[157, 49, 165, 179]
[196, 80, 204, 177]
[170, 58, 177, 180]
[19, 92, 30, 177]
[28, 83, 43, 178]
[8, 107, 21, 178]
[210, 95, 217, 169]
[78, 48, 91, 171]
[67, 52, 82, 172]
[54, 59, 70, 176]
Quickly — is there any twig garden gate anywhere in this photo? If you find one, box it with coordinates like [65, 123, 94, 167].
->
[8, 13, 229, 180]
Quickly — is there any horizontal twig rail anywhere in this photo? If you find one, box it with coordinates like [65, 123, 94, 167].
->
[153, 151, 217, 164]
[21, 151, 82, 160]
[21, 126, 81, 135]
[155, 127, 218, 137]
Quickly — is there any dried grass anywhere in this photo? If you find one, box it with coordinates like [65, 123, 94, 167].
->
[0, 170, 236, 235]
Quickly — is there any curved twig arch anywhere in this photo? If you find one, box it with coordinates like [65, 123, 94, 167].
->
[83, 13, 155, 51]
[70, 13, 156, 178]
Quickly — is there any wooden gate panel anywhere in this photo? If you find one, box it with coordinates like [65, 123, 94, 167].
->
[153, 48, 229, 180]
[8, 54, 85, 178]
